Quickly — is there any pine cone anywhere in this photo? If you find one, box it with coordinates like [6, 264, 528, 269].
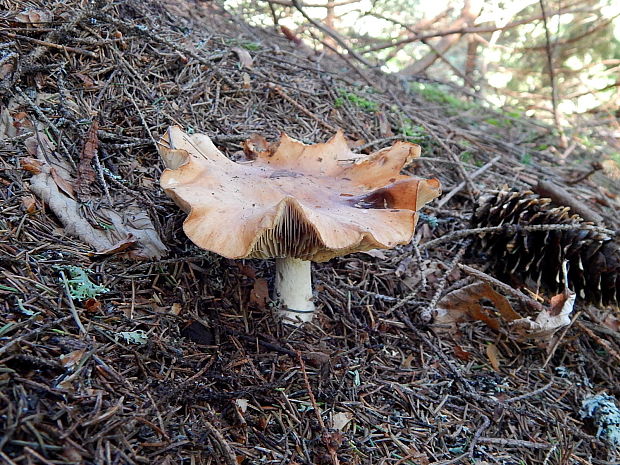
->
[470, 190, 620, 307]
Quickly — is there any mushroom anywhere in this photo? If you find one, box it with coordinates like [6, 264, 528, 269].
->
[157, 126, 440, 324]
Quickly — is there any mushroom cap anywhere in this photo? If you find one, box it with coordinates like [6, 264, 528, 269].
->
[158, 126, 441, 262]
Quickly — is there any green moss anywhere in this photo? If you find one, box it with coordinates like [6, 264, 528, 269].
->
[520, 152, 533, 165]
[398, 118, 427, 142]
[336, 88, 379, 112]
[484, 117, 512, 128]
[222, 38, 262, 51]
[410, 82, 476, 111]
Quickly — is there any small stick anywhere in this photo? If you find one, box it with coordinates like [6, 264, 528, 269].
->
[541, 311, 581, 368]
[476, 437, 553, 449]
[60, 271, 87, 335]
[534, 179, 605, 224]
[576, 321, 620, 364]
[202, 416, 238, 465]
[468, 415, 490, 458]
[0, 31, 97, 57]
[0, 316, 72, 356]
[458, 264, 545, 312]
[436, 156, 500, 207]
[298, 352, 341, 465]
[420, 222, 616, 251]
[268, 83, 339, 133]
[413, 241, 469, 322]
[503, 381, 553, 403]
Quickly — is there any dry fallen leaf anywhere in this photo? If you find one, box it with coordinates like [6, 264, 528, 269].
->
[435, 282, 520, 331]
[60, 349, 86, 369]
[84, 298, 101, 313]
[21, 156, 43, 174]
[170, 303, 182, 316]
[250, 278, 269, 309]
[243, 134, 270, 159]
[50, 167, 76, 199]
[510, 289, 576, 340]
[90, 235, 137, 257]
[453, 345, 472, 361]
[232, 47, 254, 68]
[15, 9, 53, 26]
[235, 398, 249, 413]
[73, 72, 97, 88]
[486, 343, 501, 371]
[331, 411, 353, 431]
[22, 195, 37, 214]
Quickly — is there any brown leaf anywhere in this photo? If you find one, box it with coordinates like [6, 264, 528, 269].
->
[170, 303, 182, 316]
[60, 349, 86, 369]
[435, 282, 520, 331]
[15, 9, 53, 26]
[90, 235, 137, 257]
[50, 167, 76, 199]
[19, 157, 43, 174]
[331, 411, 353, 431]
[510, 290, 576, 341]
[76, 121, 99, 198]
[0, 61, 14, 80]
[73, 72, 96, 88]
[549, 291, 569, 317]
[280, 25, 302, 45]
[486, 343, 501, 371]
[243, 134, 271, 159]
[250, 278, 269, 309]
[232, 47, 254, 68]
[453, 345, 472, 361]
[84, 298, 102, 313]
[22, 195, 37, 214]
[237, 263, 257, 279]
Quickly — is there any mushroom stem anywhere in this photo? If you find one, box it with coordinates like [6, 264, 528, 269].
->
[274, 257, 315, 324]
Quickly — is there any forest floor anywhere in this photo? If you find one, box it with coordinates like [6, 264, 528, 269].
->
[1, 1, 619, 464]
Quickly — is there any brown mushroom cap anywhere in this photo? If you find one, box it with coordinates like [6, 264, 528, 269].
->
[158, 126, 441, 262]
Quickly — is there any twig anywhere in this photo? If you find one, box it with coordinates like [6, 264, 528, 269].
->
[420, 222, 616, 251]
[476, 437, 553, 449]
[575, 321, 620, 364]
[362, 6, 583, 54]
[0, 316, 72, 356]
[268, 83, 339, 132]
[291, 0, 374, 68]
[202, 416, 238, 465]
[534, 179, 605, 224]
[458, 264, 545, 312]
[0, 31, 97, 57]
[60, 271, 87, 335]
[504, 381, 553, 403]
[538, 0, 567, 148]
[436, 156, 500, 207]
[298, 352, 340, 465]
[415, 241, 470, 322]
[468, 415, 490, 458]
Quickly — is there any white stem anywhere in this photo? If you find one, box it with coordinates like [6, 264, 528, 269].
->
[274, 257, 315, 324]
